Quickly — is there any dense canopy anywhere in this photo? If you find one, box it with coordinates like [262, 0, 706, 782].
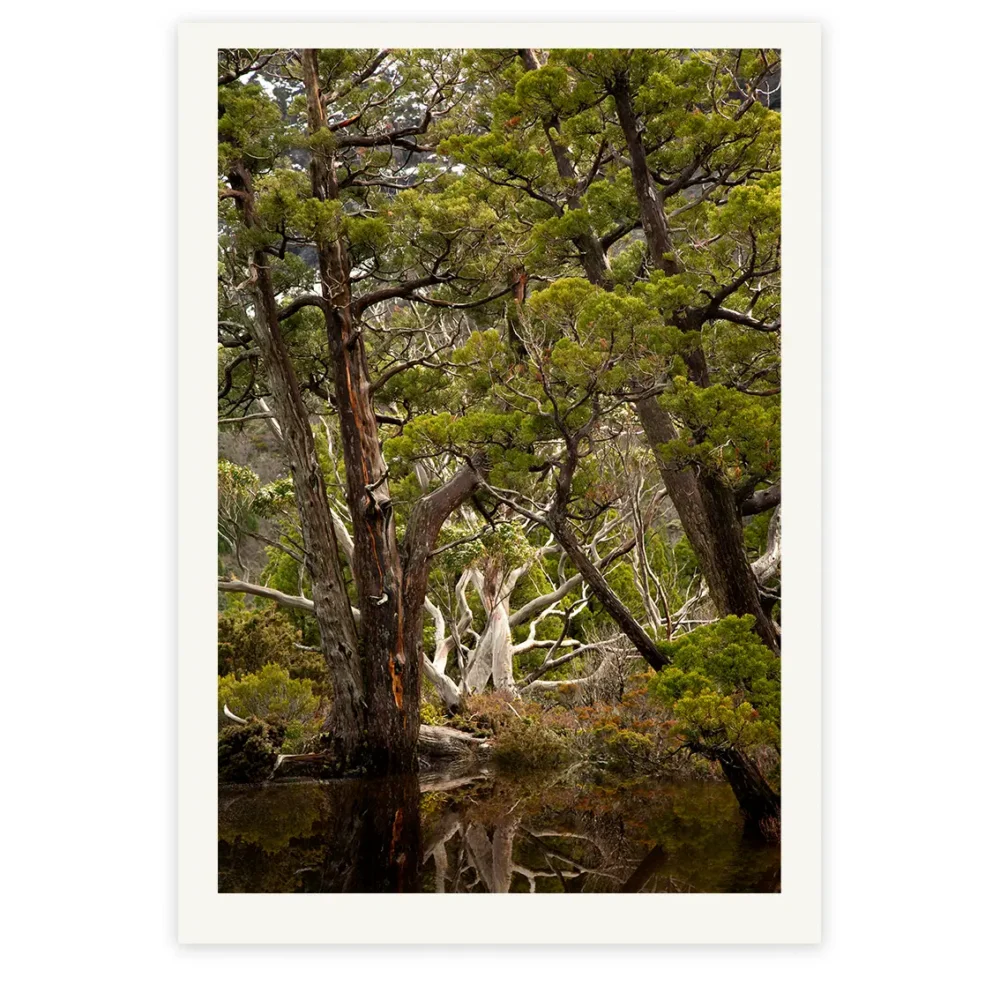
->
[217, 47, 782, 838]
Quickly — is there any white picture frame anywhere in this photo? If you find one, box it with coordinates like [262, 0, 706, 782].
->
[179, 21, 821, 944]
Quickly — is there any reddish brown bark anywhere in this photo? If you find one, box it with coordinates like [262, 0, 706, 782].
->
[222, 52, 481, 775]
[302, 50, 416, 772]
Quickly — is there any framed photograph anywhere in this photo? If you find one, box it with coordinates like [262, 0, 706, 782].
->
[179, 21, 821, 943]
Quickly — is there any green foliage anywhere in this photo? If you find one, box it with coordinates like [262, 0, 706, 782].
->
[217, 460, 295, 555]
[216, 48, 783, 787]
[492, 717, 571, 771]
[218, 663, 322, 730]
[649, 616, 780, 753]
[670, 689, 777, 760]
[659, 380, 780, 487]
[218, 83, 285, 172]
[439, 519, 536, 577]
[419, 701, 448, 727]
[745, 509, 776, 560]
[217, 599, 325, 686]
[589, 725, 658, 772]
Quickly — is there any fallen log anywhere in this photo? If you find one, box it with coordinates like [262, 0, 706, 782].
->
[266, 724, 491, 781]
[418, 725, 489, 763]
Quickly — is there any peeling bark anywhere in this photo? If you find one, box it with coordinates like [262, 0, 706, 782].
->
[225, 161, 366, 764]
[221, 53, 482, 775]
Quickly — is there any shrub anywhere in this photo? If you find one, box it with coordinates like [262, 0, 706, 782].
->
[492, 717, 571, 771]
[218, 663, 321, 730]
[672, 689, 778, 756]
[217, 599, 326, 691]
[218, 721, 283, 783]
[574, 670, 675, 745]
[419, 700, 448, 727]
[460, 691, 519, 734]
[647, 616, 781, 758]
[276, 718, 313, 754]
[650, 615, 780, 728]
[589, 724, 658, 772]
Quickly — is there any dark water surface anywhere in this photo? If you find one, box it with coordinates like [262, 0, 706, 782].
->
[219, 769, 780, 893]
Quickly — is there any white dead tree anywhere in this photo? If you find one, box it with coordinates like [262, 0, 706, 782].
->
[434, 501, 654, 698]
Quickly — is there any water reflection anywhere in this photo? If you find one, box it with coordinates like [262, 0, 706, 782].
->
[219, 770, 780, 893]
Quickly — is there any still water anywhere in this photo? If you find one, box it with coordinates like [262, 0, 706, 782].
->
[219, 769, 780, 893]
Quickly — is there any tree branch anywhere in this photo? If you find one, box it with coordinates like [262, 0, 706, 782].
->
[741, 481, 781, 516]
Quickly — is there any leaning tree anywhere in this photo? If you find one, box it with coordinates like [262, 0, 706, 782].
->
[443, 47, 783, 652]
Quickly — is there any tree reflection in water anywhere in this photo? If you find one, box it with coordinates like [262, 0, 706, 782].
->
[219, 771, 780, 893]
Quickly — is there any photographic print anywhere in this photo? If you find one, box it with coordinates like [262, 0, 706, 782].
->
[180, 22, 820, 943]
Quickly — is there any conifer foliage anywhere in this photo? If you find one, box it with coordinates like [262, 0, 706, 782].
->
[218, 48, 782, 779]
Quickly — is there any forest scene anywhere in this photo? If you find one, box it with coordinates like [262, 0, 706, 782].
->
[217, 45, 783, 893]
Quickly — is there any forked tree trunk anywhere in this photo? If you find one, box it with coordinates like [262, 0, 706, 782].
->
[223, 53, 482, 776]
[464, 560, 517, 694]
[300, 50, 419, 773]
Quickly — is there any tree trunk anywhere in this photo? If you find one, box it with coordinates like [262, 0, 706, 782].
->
[224, 51, 482, 775]
[635, 396, 780, 653]
[547, 508, 667, 670]
[416, 724, 490, 763]
[301, 50, 419, 772]
[710, 746, 781, 842]
[518, 48, 612, 289]
[606, 65, 780, 653]
[225, 163, 367, 766]
[465, 561, 517, 693]
[518, 55, 778, 658]
[610, 71, 681, 277]
[269, 725, 490, 780]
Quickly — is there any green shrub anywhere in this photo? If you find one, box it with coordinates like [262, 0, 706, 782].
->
[590, 724, 658, 772]
[671, 688, 778, 756]
[492, 718, 570, 771]
[419, 700, 448, 727]
[650, 615, 780, 727]
[648, 616, 781, 756]
[217, 599, 325, 690]
[276, 719, 312, 754]
[218, 663, 321, 729]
